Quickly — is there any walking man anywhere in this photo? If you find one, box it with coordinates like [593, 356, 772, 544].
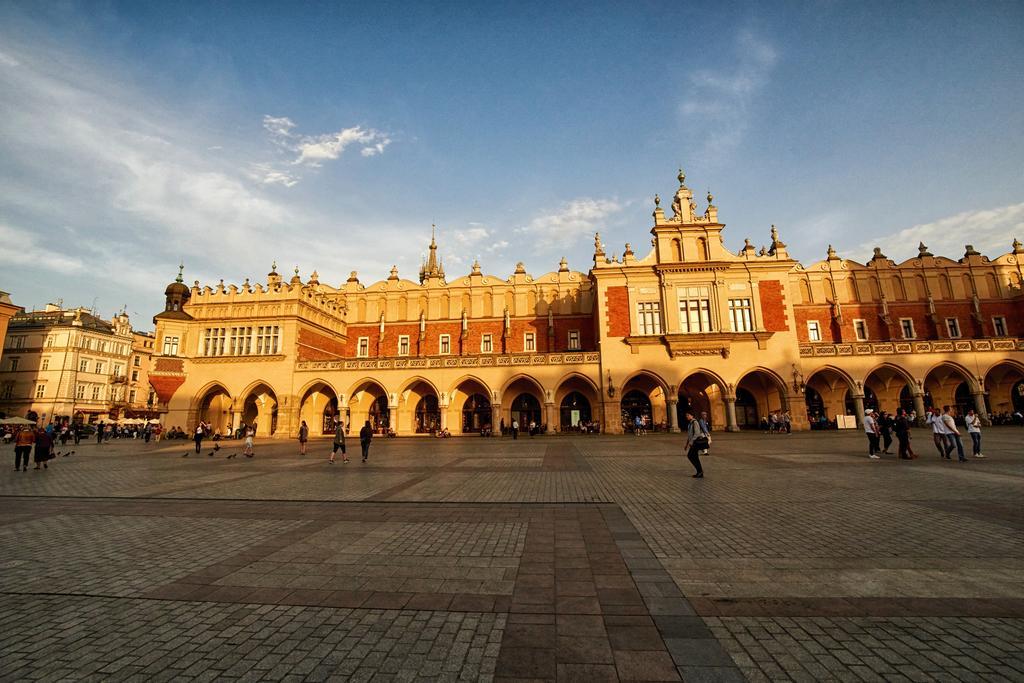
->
[330, 418, 348, 464]
[511, 418, 519, 440]
[359, 420, 373, 462]
[683, 410, 708, 478]
[893, 408, 915, 459]
[863, 409, 881, 459]
[941, 406, 966, 462]
[965, 409, 985, 458]
[926, 407, 951, 458]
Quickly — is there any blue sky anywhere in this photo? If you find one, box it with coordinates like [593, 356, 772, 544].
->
[1, 1, 1022, 325]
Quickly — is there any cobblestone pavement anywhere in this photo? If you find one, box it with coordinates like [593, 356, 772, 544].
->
[0, 428, 1022, 681]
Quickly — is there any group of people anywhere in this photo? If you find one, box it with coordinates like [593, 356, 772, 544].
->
[861, 405, 986, 461]
[11, 425, 66, 471]
[761, 411, 793, 433]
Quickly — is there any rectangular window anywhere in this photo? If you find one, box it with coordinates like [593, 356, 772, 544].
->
[945, 318, 961, 339]
[481, 333, 493, 353]
[203, 328, 226, 356]
[148, 391, 156, 405]
[637, 302, 661, 335]
[728, 298, 753, 332]
[1, 384, 12, 400]
[35, 384, 45, 399]
[100, 341, 107, 353]
[900, 318, 916, 340]
[79, 359, 88, 373]
[131, 370, 139, 382]
[524, 332, 536, 352]
[993, 316, 1007, 337]
[439, 334, 451, 355]
[255, 326, 279, 355]
[76, 384, 86, 399]
[679, 287, 712, 333]
[357, 337, 370, 357]
[113, 364, 123, 377]
[8, 357, 18, 372]
[853, 319, 869, 341]
[129, 389, 137, 403]
[133, 355, 141, 367]
[567, 329, 581, 350]
[91, 385, 100, 400]
[41, 358, 49, 371]
[95, 362, 104, 375]
[13, 336, 24, 349]
[807, 321, 822, 342]
[398, 335, 410, 356]
[46, 336, 54, 347]
[162, 336, 179, 356]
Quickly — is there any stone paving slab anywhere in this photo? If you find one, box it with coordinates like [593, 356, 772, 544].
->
[0, 429, 1022, 681]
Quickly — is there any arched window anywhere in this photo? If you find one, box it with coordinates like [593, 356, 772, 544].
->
[695, 237, 708, 261]
[671, 238, 682, 261]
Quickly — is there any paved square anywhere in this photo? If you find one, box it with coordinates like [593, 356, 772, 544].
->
[1, 428, 1022, 681]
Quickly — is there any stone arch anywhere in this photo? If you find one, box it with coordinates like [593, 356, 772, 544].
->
[984, 360, 1024, 416]
[734, 368, 790, 429]
[799, 278, 813, 304]
[695, 237, 708, 261]
[398, 377, 441, 434]
[240, 381, 278, 437]
[448, 375, 493, 434]
[501, 375, 547, 430]
[862, 363, 916, 416]
[677, 369, 728, 430]
[923, 361, 979, 415]
[297, 379, 340, 436]
[553, 372, 601, 432]
[619, 370, 669, 433]
[346, 378, 391, 435]
[671, 238, 682, 261]
[193, 382, 232, 435]
[804, 365, 857, 424]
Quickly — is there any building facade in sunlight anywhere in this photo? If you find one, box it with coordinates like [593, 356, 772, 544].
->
[149, 170, 1024, 437]
[0, 305, 157, 423]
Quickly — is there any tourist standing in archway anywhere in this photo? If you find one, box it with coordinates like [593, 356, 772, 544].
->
[298, 420, 309, 455]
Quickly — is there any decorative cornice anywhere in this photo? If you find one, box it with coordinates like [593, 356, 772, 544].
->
[798, 338, 1021, 357]
[295, 351, 600, 372]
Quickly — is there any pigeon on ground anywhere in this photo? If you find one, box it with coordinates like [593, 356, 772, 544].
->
[182, 452, 189, 458]
[226, 453, 236, 459]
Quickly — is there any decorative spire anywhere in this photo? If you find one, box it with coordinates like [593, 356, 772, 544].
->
[918, 242, 933, 258]
[175, 263, 184, 283]
[1014, 237, 1024, 254]
[654, 194, 660, 207]
[707, 190, 714, 205]
[309, 269, 319, 284]
[270, 260, 277, 273]
[347, 270, 359, 283]
[471, 258, 481, 275]
[826, 244, 838, 260]
[514, 261, 526, 274]
[421, 225, 443, 283]
[964, 244, 980, 257]
[623, 242, 634, 258]
[677, 168, 686, 186]
[559, 256, 569, 272]
[872, 246, 887, 260]
[388, 265, 399, 280]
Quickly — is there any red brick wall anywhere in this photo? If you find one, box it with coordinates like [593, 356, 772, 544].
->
[154, 357, 184, 373]
[605, 286, 631, 337]
[758, 280, 789, 332]
[297, 328, 348, 361]
[793, 299, 1024, 342]
[342, 315, 597, 357]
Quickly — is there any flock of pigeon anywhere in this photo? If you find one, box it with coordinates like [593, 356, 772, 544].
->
[181, 444, 252, 460]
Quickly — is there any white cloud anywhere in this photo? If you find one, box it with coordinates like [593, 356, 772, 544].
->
[258, 114, 391, 182]
[680, 30, 778, 158]
[853, 203, 1024, 262]
[518, 198, 623, 249]
[0, 222, 85, 274]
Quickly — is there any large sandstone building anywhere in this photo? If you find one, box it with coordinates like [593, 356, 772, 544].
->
[149, 170, 1024, 437]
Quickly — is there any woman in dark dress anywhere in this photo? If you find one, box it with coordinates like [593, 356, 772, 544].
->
[34, 428, 53, 470]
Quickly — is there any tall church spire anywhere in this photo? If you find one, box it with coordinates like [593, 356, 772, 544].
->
[420, 224, 444, 283]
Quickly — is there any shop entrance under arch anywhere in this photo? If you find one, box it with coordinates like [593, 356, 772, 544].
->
[461, 393, 491, 433]
[559, 391, 592, 430]
[511, 393, 542, 429]
[415, 395, 440, 434]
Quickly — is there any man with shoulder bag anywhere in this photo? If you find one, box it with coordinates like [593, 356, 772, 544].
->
[684, 410, 708, 479]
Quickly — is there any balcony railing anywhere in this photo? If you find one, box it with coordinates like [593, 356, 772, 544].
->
[798, 338, 1022, 357]
[296, 351, 600, 372]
